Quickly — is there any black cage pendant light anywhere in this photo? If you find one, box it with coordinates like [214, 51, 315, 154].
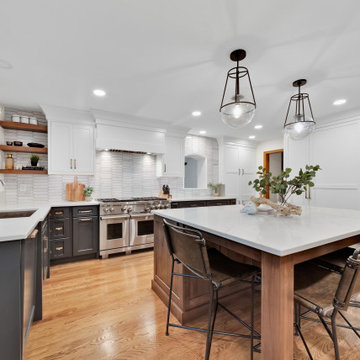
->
[284, 79, 316, 140]
[219, 49, 256, 128]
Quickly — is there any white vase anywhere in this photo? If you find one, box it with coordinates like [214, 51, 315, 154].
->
[85, 195, 92, 201]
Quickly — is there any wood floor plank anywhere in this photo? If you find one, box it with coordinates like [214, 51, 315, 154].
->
[25, 250, 360, 359]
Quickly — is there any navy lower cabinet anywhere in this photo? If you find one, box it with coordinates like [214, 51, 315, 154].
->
[50, 206, 99, 264]
[0, 226, 42, 360]
[73, 214, 99, 256]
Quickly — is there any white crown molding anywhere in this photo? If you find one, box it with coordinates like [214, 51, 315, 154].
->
[217, 136, 257, 149]
[92, 108, 189, 135]
[40, 104, 95, 124]
[315, 113, 360, 131]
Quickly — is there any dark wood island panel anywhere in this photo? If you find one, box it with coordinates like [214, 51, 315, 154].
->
[151, 214, 260, 324]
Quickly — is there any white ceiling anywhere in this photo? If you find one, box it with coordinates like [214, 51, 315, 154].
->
[0, 0, 359, 141]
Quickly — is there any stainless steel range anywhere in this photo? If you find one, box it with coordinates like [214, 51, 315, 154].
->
[98, 197, 170, 258]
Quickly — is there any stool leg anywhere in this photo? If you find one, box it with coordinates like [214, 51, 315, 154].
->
[331, 310, 340, 360]
[251, 275, 255, 360]
[205, 283, 217, 360]
[166, 257, 175, 336]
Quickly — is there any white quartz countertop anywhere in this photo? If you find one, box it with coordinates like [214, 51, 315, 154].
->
[169, 196, 236, 202]
[153, 205, 360, 256]
[0, 200, 99, 242]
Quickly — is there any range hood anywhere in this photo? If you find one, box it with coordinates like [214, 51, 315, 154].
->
[94, 111, 166, 154]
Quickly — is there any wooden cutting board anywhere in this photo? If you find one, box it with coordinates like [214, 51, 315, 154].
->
[65, 176, 85, 201]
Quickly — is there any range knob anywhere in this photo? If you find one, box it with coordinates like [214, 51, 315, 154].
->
[104, 207, 110, 213]
[110, 207, 114, 212]
[121, 206, 127, 212]
[144, 207, 151, 213]
[127, 207, 133, 213]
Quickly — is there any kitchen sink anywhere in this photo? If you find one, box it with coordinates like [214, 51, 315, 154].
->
[0, 210, 36, 219]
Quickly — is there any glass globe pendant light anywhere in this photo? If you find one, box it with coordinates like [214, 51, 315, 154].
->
[219, 49, 256, 128]
[284, 79, 316, 140]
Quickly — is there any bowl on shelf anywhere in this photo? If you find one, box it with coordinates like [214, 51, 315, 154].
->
[27, 142, 44, 148]
[13, 141, 23, 146]
[6, 141, 13, 146]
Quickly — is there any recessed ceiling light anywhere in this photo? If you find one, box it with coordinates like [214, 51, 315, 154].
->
[93, 89, 106, 97]
[199, 130, 207, 135]
[254, 125, 263, 129]
[104, 149, 109, 152]
[192, 111, 202, 117]
[333, 99, 347, 106]
[248, 135, 255, 139]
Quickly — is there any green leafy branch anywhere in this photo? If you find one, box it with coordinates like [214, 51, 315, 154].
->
[248, 165, 320, 205]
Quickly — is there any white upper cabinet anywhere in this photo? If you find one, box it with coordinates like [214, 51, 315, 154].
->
[48, 121, 95, 175]
[157, 135, 184, 177]
[220, 143, 256, 203]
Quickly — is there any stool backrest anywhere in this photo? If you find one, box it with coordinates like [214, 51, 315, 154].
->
[334, 248, 360, 311]
[163, 219, 211, 280]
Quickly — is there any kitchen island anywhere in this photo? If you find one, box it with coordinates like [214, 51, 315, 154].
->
[152, 205, 360, 360]
[0, 200, 99, 360]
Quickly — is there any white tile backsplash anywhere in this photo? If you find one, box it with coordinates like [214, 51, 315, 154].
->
[1, 106, 219, 203]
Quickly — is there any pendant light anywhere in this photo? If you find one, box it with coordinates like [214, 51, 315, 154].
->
[219, 49, 256, 128]
[284, 79, 316, 140]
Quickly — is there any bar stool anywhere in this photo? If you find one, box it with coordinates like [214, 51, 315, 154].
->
[294, 248, 360, 360]
[163, 219, 260, 360]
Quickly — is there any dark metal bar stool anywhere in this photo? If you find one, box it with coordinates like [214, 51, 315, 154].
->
[294, 248, 360, 360]
[163, 219, 261, 360]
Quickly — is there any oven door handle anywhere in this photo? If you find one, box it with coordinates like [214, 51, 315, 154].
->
[100, 215, 130, 220]
[130, 213, 154, 220]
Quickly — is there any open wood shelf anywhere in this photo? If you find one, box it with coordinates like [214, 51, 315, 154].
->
[0, 169, 48, 175]
[0, 121, 48, 133]
[0, 145, 48, 154]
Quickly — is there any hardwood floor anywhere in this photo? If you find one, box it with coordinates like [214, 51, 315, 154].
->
[25, 250, 360, 360]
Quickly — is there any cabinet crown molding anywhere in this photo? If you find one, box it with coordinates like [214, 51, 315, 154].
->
[41, 104, 95, 125]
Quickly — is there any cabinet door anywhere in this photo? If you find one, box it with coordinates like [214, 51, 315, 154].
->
[48, 122, 73, 174]
[73, 217, 99, 256]
[223, 145, 240, 198]
[72, 125, 95, 175]
[163, 136, 184, 177]
[238, 147, 257, 203]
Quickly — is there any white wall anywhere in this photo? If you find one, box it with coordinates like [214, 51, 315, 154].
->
[256, 137, 284, 168]
[285, 116, 360, 210]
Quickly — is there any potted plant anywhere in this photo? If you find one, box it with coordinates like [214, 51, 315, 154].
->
[248, 165, 320, 216]
[208, 183, 221, 196]
[83, 186, 94, 201]
[30, 154, 40, 167]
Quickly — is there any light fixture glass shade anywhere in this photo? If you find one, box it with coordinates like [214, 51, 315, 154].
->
[220, 102, 256, 128]
[284, 115, 315, 140]
[219, 49, 256, 129]
[283, 79, 316, 140]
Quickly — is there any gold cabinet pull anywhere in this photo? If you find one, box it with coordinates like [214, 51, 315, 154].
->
[79, 210, 92, 214]
[30, 229, 38, 239]
[55, 227, 63, 231]
[70, 158, 73, 169]
[55, 211, 63, 215]
[55, 247, 63, 251]
[79, 218, 92, 222]
[74, 159, 77, 169]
